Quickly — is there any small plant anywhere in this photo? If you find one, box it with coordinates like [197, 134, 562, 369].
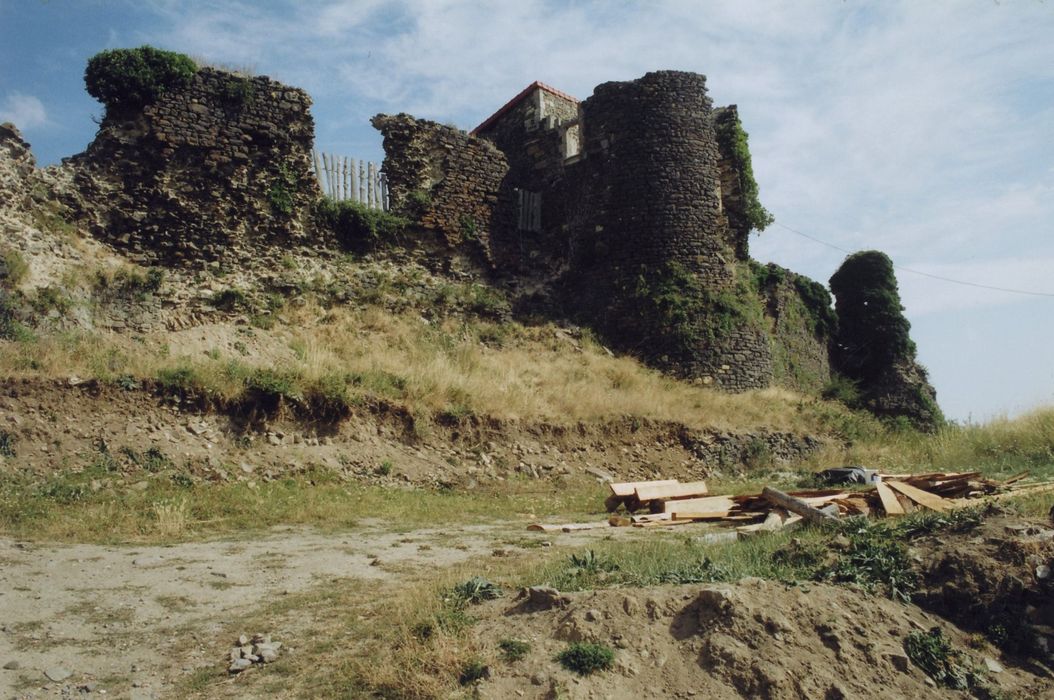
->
[821, 520, 917, 602]
[115, 375, 141, 390]
[218, 76, 255, 110]
[904, 627, 970, 689]
[30, 286, 72, 316]
[568, 549, 618, 574]
[451, 576, 503, 604]
[459, 214, 479, 241]
[0, 248, 29, 287]
[457, 659, 489, 685]
[85, 46, 197, 113]
[121, 446, 172, 473]
[498, 638, 531, 662]
[268, 164, 298, 215]
[375, 460, 393, 477]
[556, 642, 615, 675]
[0, 431, 16, 458]
[406, 188, 432, 217]
[209, 288, 247, 311]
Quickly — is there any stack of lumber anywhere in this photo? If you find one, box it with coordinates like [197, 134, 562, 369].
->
[604, 479, 712, 514]
[527, 471, 1054, 535]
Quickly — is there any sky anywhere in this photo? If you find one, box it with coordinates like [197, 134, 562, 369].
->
[1, 0, 1052, 422]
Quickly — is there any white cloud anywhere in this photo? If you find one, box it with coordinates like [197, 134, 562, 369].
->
[0, 93, 47, 130]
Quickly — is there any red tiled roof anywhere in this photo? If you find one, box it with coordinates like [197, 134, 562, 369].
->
[471, 81, 579, 135]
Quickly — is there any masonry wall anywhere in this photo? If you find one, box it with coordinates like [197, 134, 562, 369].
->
[372, 114, 509, 255]
[713, 105, 751, 261]
[69, 67, 319, 265]
[758, 265, 834, 394]
[560, 70, 771, 391]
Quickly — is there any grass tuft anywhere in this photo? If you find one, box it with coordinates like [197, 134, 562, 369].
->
[556, 642, 615, 675]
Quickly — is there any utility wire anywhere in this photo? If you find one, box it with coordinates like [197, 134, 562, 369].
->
[772, 221, 1054, 298]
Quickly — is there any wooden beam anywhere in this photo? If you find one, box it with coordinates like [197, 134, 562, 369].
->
[886, 481, 949, 512]
[634, 480, 708, 502]
[609, 479, 678, 498]
[761, 486, 839, 523]
[668, 510, 732, 521]
[661, 495, 734, 515]
[876, 481, 905, 515]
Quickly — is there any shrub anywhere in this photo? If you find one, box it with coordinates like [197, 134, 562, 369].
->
[315, 198, 408, 251]
[0, 431, 15, 458]
[0, 248, 28, 288]
[556, 642, 615, 675]
[457, 659, 489, 685]
[822, 374, 862, 408]
[85, 46, 197, 112]
[209, 288, 247, 312]
[498, 638, 531, 662]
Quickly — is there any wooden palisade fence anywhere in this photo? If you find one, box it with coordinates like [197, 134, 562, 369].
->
[311, 150, 390, 211]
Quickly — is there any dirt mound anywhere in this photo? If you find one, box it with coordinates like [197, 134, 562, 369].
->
[913, 515, 1054, 659]
[471, 577, 1047, 699]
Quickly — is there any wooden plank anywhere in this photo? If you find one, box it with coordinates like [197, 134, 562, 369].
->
[661, 495, 734, 514]
[634, 480, 709, 502]
[887, 481, 949, 512]
[668, 510, 732, 521]
[630, 513, 672, 524]
[632, 519, 696, 528]
[1003, 471, 1030, 486]
[527, 521, 608, 532]
[609, 479, 678, 498]
[876, 481, 905, 515]
[762, 486, 839, 523]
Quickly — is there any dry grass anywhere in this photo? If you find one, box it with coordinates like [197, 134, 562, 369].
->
[0, 304, 878, 438]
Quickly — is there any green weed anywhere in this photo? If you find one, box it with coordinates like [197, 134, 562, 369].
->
[556, 642, 614, 675]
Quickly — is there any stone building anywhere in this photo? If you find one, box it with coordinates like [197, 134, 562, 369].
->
[376, 70, 834, 394]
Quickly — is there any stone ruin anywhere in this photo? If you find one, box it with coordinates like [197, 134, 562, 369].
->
[0, 55, 942, 429]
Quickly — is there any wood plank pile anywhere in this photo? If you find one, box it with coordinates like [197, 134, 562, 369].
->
[527, 471, 1054, 535]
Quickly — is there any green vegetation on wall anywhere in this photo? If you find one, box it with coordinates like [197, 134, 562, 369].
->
[713, 111, 774, 232]
[628, 261, 766, 356]
[84, 46, 197, 112]
[829, 250, 915, 381]
[267, 164, 298, 215]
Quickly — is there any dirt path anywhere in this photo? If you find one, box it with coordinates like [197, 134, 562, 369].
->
[0, 520, 609, 699]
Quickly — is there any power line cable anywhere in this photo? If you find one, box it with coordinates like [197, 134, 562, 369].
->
[772, 221, 1054, 298]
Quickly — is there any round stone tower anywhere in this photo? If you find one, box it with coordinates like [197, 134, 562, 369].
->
[564, 70, 772, 390]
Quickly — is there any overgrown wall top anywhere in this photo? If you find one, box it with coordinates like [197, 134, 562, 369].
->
[70, 67, 319, 265]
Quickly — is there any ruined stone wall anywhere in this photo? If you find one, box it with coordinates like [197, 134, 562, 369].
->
[713, 105, 751, 261]
[757, 265, 834, 393]
[69, 67, 319, 265]
[372, 114, 509, 253]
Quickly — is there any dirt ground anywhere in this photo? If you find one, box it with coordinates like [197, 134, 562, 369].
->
[0, 520, 646, 699]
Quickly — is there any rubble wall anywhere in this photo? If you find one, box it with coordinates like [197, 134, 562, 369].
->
[69, 67, 320, 265]
[372, 114, 509, 253]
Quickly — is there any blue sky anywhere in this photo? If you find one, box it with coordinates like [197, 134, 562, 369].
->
[2, 0, 1052, 422]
